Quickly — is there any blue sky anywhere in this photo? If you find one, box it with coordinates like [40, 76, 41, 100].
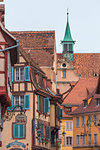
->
[2, 0, 100, 53]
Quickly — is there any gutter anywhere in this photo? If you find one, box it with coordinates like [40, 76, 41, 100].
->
[0, 40, 19, 52]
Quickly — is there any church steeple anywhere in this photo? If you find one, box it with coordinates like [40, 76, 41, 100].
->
[61, 11, 75, 61]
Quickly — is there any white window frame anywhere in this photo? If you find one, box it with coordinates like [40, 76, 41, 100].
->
[66, 136, 73, 146]
[65, 121, 73, 131]
[94, 133, 98, 145]
[14, 96, 24, 109]
[15, 67, 24, 81]
[88, 134, 92, 145]
[81, 116, 85, 127]
[76, 135, 80, 146]
[82, 135, 86, 145]
[76, 117, 80, 127]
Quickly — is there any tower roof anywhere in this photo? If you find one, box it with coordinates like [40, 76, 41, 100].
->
[63, 12, 73, 42]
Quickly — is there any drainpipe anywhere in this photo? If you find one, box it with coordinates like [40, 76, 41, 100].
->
[0, 40, 19, 52]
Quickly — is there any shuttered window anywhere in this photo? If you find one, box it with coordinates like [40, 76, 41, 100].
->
[13, 124, 25, 138]
[24, 95, 30, 110]
[24, 66, 30, 81]
[57, 106, 62, 118]
[45, 126, 50, 140]
[44, 98, 49, 114]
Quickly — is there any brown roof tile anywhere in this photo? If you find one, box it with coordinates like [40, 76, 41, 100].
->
[11, 31, 55, 67]
[57, 53, 100, 78]
[63, 77, 98, 105]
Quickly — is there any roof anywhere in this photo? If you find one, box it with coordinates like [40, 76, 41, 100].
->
[70, 75, 100, 115]
[57, 53, 100, 78]
[11, 31, 55, 67]
[62, 13, 73, 42]
[63, 77, 98, 105]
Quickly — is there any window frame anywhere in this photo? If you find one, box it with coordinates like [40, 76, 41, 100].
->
[88, 134, 92, 146]
[65, 121, 73, 131]
[15, 67, 24, 81]
[12, 123, 26, 139]
[76, 117, 80, 127]
[94, 133, 98, 145]
[81, 116, 85, 127]
[62, 70, 66, 78]
[66, 136, 73, 146]
[76, 135, 80, 146]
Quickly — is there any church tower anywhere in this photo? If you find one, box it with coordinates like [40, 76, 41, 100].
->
[61, 11, 75, 61]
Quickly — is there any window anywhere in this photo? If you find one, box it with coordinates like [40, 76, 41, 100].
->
[76, 135, 80, 146]
[65, 121, 73, 131]
[63, 134, 66, 146]
[37, 95, 49, 114]
[14, 96, 24, 109]
[15, 67, 24, 81]
[66, 107, 72, 114]
[15, 66, 30, 81]
[64, 44, 68, 51]
[45, 126, 50, 140]
[66, 137, 72, 146]
[69, 44, 72, 52]
[57, 106, 62, 119]
[94, 134, 98, 145]
[82, 135, 86, 145]
[8, 95, 30, 111]
[84, 100, 88, 107]
[63, 70, 66, 78]
[96, 98, 100, 106]
[13, 124, 25, 139]
[88, 134, 92, 145]
[62, 63, 66, 67]
[81, 116, 85, 127]
[76, 117, 80, 127]
[87, 116, 91, 126]
[94, 115, 97, 126]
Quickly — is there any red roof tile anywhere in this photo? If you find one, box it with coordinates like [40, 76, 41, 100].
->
[63, 77, 98, 105]
[57, 53, 100, 78]
[11, 31, 55, 67]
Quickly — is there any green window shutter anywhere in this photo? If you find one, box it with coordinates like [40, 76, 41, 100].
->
[37, 95, 39, 112]
[24, 95, 30, 110]
[44, 98, 49, 114]
[19, 124, 24, 138]
[24, 66, 30, 81]
[60, 108, 62, 118]
[41, 96, 43, 112]
[14, 124, 18, 138]
[44, 98, 46, 113]
[41, 124, 44, 138]
[12, 67, 13, 82]
[8, 96, 13, 110]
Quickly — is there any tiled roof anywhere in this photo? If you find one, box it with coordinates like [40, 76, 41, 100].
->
[57, 53, 100, 78]
[63, 77, 98, 105]
[70, 76, 100, 115]
[11, 31, 55, 67]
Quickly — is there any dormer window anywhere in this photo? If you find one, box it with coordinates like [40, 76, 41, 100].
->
[96, 98, 100, 106]
[66, 107, 72, 114]
[84, 100, 88, 108]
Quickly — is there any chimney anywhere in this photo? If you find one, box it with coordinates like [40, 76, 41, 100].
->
[0, 4, 5, 26]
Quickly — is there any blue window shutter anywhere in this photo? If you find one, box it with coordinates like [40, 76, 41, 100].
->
[14, 124, 18, 138]
[19, 124, 24, 138]
[8, 96, 13, 110]
[37, 95, 39, 111]
[24, 66, 30, 81]
[44, 98, 49, 114]
[60, 108, 62, 118]
[41, 96, 43, 112]
[44, 98, 46, 113]
[12, 67, 13, 82]
[24, 95, 30, 110]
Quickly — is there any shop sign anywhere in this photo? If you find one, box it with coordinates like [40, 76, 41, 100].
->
[15, 114, 27, 124]
[6, 141, 26, 148]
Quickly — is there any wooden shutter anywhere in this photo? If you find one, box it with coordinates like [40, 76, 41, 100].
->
[37, 95, 39, 112]
[24, 95, 30, 110]
[8, 96, 13, 110]
[60, 108, 62, 118]
[14, 124, 18, 138]
[44, 98, 49, 114]
[11, 67, 13, 82]
[19, 124, 24, 138]
[41, 96, 43, 112]
[24, 66, 30, 81]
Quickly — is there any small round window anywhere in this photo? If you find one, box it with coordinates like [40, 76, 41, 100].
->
[62, 63, 66, 67]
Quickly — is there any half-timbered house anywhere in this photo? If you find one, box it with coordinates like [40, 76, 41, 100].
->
[0, 47, 62, 150]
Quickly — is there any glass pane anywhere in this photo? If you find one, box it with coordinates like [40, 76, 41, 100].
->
[15, 68, 19, 81]
[20, 68, 24, 81]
